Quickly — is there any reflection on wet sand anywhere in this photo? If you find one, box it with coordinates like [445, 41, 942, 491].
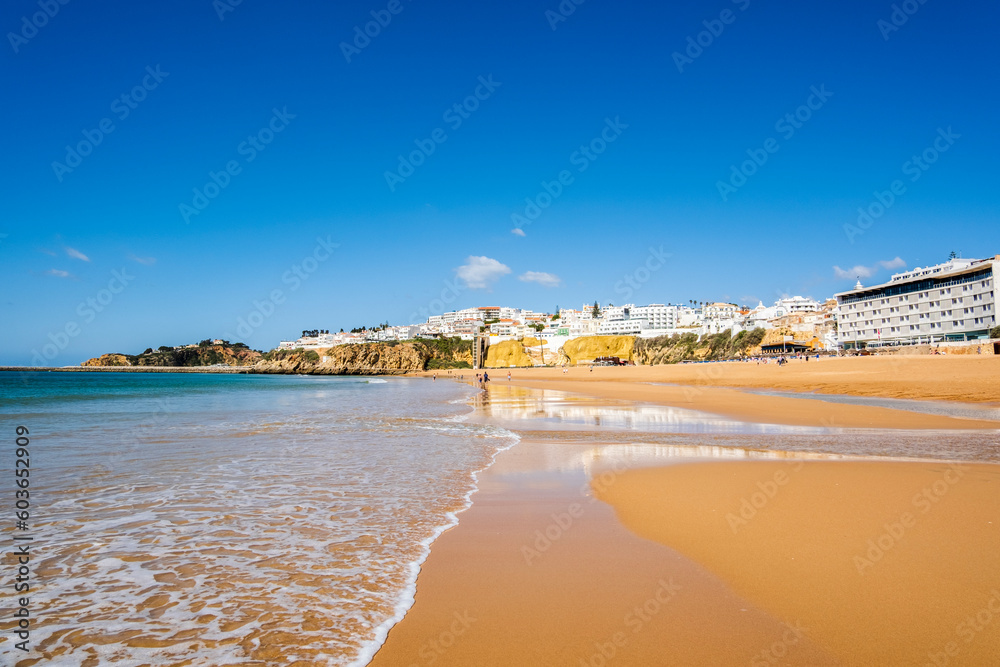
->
[470, 383, 834, 434]
[467, 383, 1000, 463]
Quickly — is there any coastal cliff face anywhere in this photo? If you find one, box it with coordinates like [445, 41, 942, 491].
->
[81, 353, 133, 367]
[484, 335, 638, 368]
[254, 344, 426, 375]
[253, 339, 473, 375]
[81, 345, 262, 368]
[81, 339, 472, 375]
[484, 340, 535, 368]
[560, 336, 636, 365]
[634, 328, 766, 364]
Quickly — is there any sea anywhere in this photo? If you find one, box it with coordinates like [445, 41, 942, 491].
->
[0, 372, 516, 666]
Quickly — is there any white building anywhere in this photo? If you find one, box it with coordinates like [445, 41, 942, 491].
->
[597, 305, 646, 335]
[835, 256, 999, 349]
[597, 304, 689, 336]
[632, 304, 681, 330]
[745, 296, 822, 330]
[489, 319, 525, 337]
[278, 329, 352, 350]
[676, 306, 700, 327]
[704, 302, 738, 321]
[775, 296, 822, 315]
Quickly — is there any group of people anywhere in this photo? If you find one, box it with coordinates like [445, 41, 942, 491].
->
[433, 370, 518, 386]
[751, 353, 821, 365]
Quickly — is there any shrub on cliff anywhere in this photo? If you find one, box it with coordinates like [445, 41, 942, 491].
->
[634, 328, 765, 364]
[408, 337, 473, 369]
[411, 337, 472, 356]
[427, 358, 471, 370]
[261, 349, 296, 361]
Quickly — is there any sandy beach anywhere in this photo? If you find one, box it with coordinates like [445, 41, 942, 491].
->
[594, 459, 1000, 665]
[377, 357, 1000, 665]
[439, 354, 1000, 402]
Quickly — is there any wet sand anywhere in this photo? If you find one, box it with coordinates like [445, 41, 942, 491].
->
[505, 378, 1000, 430]
[432, 354, 1000, 401]
[369, 439, 843, 666]
[371, 375, 1000, 666]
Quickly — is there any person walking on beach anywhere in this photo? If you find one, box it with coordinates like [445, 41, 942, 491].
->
[507, 371, 511, 381]
[483, 372, 490, 383]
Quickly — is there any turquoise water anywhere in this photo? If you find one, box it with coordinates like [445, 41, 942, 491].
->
[0, 372, 516, 665]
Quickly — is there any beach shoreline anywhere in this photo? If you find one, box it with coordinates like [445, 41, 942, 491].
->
[370, 367, 1000, 666]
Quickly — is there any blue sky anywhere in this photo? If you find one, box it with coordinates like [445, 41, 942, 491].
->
[2, 0, 998, 364]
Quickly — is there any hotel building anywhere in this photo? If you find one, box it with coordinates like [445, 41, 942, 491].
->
[835, 256, 998, 349]
[597, 304, 688, 335]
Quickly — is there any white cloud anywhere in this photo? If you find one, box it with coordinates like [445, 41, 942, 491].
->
[65, 246, 90, 262]
[511, 227, 526, 237]
[518, 271, 562, 287]
[455, 256, 511, 289]
[833, 265, 873, 280]
[45, 269, 72, 278]
[128, 253, 157, 265]
[879, 256, 906, 270]
[833, 257, 906, 281]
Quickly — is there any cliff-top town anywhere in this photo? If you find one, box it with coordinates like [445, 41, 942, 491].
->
[278, 255, 999, 355]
